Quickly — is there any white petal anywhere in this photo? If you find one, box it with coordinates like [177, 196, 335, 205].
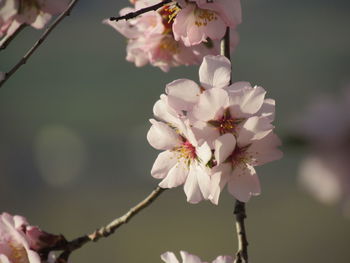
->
[237, 116, 273, 147]
[212, 255, 233, 263]
[161, 252, 180, 263]
[199, 55, 231, 89]
[184, 165, 204, 204]
[208, 164, 231, 205]
[151, 151, 178, 179]
[257, 98, 275, 121]
[180, 251, 203, 263]
[196, 142, 212, 164]
[227, 164, 261, 202]
[166, 79, 201, 113]
[192, 89, 229, 121]
[214, 134, 236, 164]
[159, 161, 188, 188]
[147, 119, 182, 150]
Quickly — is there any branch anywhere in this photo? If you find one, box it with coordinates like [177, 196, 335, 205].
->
[0, 24, 27, 51]
[233, 201, 248, 263]
[54, 186, 166, 263]
[109, 0, 172, 22]
[0, 0, 80, 89]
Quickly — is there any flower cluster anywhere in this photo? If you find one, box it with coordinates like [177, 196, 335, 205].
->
[147, 55, 282, 204]
[0, 212, 64, 263]
[298, 88, 350, 215]
[0, 0, 69, 41]
[104, 0, 240, 71]
[161, 251, 233, 263]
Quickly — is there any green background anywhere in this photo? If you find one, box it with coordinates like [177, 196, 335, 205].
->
[0, 0, 350, 262]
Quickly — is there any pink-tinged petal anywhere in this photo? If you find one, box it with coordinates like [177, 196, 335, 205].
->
[257, 98, 275, 121]
[214, 133, 236, 164]
[226, 81, 251, 93]
[147, 119, 182, 150]
[191, 121, 220, 149]
[237, 116, 274, 147]
[153, 96, 180, 124]
[209, 164, 231, 204]
[30, 13, 52, 29]
[199, 55, 231, 90]
[200, 14, 226, 41]
[196, 142, 212, 164]
[173, 4, 196, 42]
[192, 89, 229, 121]
[196, 166, 212, 199]
[180, 251, 203, 263]
[186, 21, 207, 46]
[0, 255, 10, 263]
[228, 85, 266, 118]
[245, 132, 283, 167]
[151, 151, 178, 179]
[197, 0, 242, 27]
[184, 165, 204, 203]
[159, 161, 188, 188]
[161, 252, 180, 263]
[212, 255, 233, 263]
[166, 79, 201, 112]
[227, 164, 261, 202]
[26, 250, 41, 263]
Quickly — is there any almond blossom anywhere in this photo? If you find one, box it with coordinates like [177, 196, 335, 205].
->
[0, 212, 64, 263]
[148, 55, 282, 204]
[0, 0, 69, 43]
[104, 1, 239, 71]
[161, 251, 233, 263]
[147, 96, 213, 204]
[174, 0, 241, 46]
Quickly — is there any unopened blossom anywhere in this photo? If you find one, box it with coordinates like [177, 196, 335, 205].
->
[104, 1, 238, 71]
[147, 97, 213, 203]
[0, 0, 69, 43]
[161, 251, 233, 263]
[173, 0, 241, 46]
[0, 212, 65, 263]
[298, 89, 350, 215]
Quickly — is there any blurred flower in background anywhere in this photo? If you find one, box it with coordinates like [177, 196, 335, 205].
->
[298, 87, 350, 217]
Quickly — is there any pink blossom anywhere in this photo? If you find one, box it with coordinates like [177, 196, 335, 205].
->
[104, 1, 238, 71]
[161, 251, 233, 263]
[0, 0, 69, 44]
[0, 212, 64, 263]
[147, 106, 213, 203]
[173, 0, 241, 46]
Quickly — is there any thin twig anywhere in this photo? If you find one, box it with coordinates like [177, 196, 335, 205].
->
[0, 24, 27, 51]
[109, 0, 171, 21]
[0, 0, 80, 89]
[55, 186, 166, 263]
[233, 201, 248, 263]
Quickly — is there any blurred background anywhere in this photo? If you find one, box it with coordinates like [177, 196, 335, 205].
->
[1, 0, 350, 262]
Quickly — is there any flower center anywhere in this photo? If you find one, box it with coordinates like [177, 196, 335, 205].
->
[208, 109, 245, 135]
[194, 7, 218, 27]
[159, 35, 179, 54]
[18, 0, 41, 14]
[158, 4, 180, 34]
[8, 241, 29, 263]
[175, 141, 197, 163]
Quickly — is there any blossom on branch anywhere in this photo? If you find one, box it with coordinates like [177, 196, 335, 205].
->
[104, 0, 239, 71]
[148, 55, 282, 204]
[161, 251, 233, 263]
[0, 0, 69, 40]
[0, 212, 65, 263]
[174, 0, 241, 46]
